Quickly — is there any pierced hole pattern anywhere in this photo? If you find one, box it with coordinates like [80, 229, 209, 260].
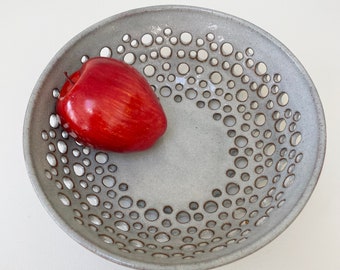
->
[41, 26, 305, 262]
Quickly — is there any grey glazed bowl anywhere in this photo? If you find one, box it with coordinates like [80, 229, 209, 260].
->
[24, 5, 326, 270]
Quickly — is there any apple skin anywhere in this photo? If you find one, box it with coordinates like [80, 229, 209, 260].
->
[56, 57, 167, 153]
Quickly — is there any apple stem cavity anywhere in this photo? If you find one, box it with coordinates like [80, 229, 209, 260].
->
[64, 72, 75, 85]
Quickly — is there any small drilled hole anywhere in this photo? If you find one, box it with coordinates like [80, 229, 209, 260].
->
[100, 46, 112, 57]
[174, 95, 182, 103]
[123, 53, 136, 64]
[177, 63, 190, 75]
[144, 65, 156, 77]
[255, 62, 267, 75]
[160, 86, 172, 97]
[277, 92, 289, 106]
[141, 33, 154, 46]
[197, 49, 209, 62]
[231, 64, 243, 77]
[180, 32, 193, 45]
[185, 88, 198, 100]
[187, 202, 198, 211]
[221, 42, 233, 56]
[208, 99, 221, 110]
[163, 206, 173, 214]
[160, 46, 172, 59]
[226, 183, 240, 195]
[210, 72, 223, 84]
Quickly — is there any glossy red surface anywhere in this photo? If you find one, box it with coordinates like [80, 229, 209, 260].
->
[56, 57, 167, 152]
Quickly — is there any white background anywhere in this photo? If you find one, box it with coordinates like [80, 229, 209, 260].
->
[1, 0, 339, 269]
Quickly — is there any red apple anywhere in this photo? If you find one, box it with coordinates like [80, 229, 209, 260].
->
[56, 57, 167, 153]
